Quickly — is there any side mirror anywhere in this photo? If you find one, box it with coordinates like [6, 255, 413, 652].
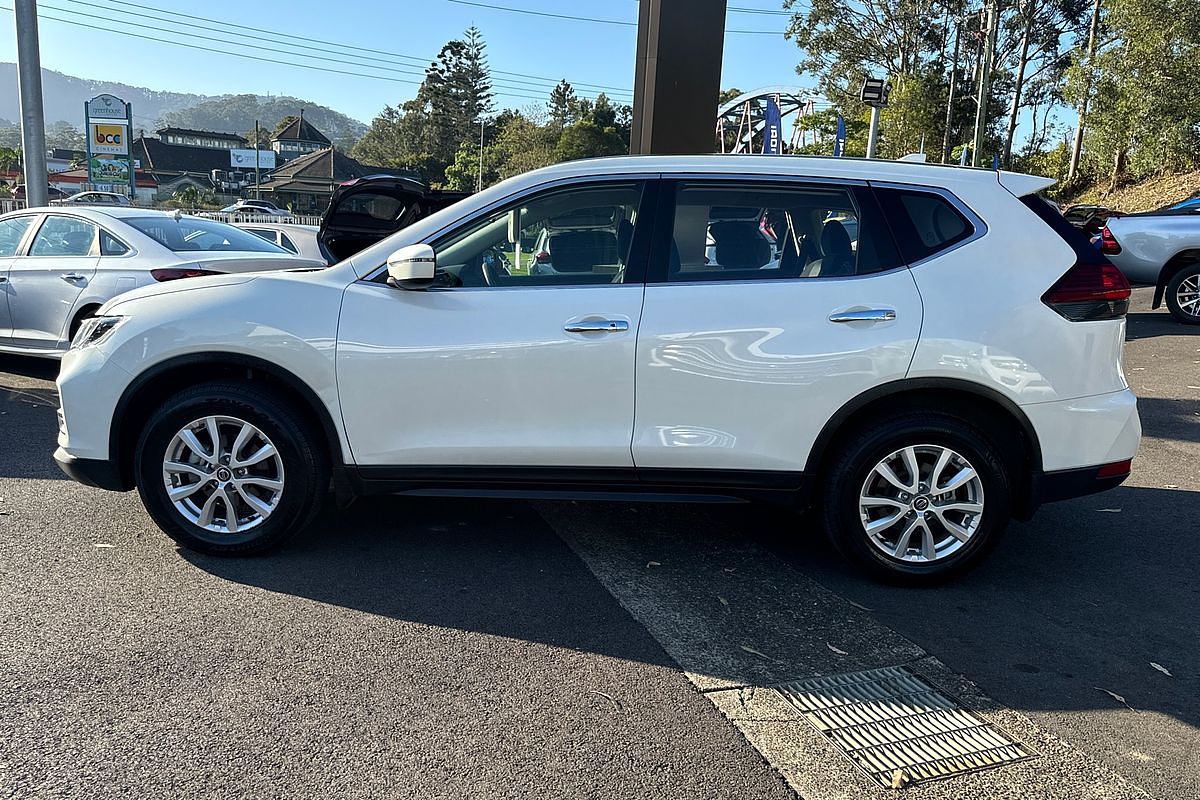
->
[386, 243, 436, 290]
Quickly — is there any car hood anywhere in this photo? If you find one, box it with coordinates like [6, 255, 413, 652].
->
[100, 273, 260, 314]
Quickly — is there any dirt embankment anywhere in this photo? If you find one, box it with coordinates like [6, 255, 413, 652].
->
[1061, 170, 1200, 212]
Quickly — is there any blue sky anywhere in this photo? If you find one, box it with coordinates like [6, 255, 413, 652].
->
[0, 0, 807, 123]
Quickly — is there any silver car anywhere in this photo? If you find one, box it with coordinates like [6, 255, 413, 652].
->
[50, 191, 132, 207]
[235, 222, 327, 264]
[0, 207, 324, 358]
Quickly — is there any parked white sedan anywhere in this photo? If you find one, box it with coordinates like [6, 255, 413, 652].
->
[0, 208, 324, 357]
[235, 222, 327, 264]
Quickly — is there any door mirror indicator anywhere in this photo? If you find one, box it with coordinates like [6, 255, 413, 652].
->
[386, 244, 437, 290]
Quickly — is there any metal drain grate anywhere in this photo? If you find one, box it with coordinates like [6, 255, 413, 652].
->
[775, 666, 1032, 787]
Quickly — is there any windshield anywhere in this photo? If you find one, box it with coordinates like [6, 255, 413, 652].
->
[125, 216, 288, 253]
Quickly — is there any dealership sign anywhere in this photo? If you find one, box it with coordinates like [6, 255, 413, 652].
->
[90, 123, 128, 155]
[230, 148, 276, 170]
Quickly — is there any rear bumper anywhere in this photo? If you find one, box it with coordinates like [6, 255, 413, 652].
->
[1022, 389, 1141, 472]
[54, 447, 130, 491]
[1034, 461, 1131, 505]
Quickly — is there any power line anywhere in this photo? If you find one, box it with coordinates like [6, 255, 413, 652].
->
[47, 0, 600, 100]
[12, 4, 608, 105]
[445, 0, 785, 34]
[93, 0, 634, 95]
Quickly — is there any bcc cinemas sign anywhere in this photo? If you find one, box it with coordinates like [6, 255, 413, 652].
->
[90, 123, 128, 155]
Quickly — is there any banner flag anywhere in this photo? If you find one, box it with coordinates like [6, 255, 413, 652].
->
[833, 115, 846, 157]
[763, 98, 783, 154]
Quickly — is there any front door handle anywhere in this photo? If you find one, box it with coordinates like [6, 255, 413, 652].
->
[828, 308, 896, 323]
[0, 276, 8, 283]
[564, 319, 629, 333]
[61, 273, 87, 283]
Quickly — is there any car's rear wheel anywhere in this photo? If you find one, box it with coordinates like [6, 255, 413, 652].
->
[821, 412, 1012, 584]
[134, 382, 327, 555]
[1165, 263, 1200, 324]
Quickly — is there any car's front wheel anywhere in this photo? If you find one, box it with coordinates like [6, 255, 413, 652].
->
[1165, 262, 1200, 325]
[134, 382, 328, 555]
[821, 412, 1012, 584]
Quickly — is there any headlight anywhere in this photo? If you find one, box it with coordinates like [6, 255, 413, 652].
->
[71, 315, 126, 349]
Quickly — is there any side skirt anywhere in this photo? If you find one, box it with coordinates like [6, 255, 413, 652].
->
[350, 466, 808, 506]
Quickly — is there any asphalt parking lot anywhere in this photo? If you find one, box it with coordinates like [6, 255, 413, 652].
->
[1, 287, 1196, 799]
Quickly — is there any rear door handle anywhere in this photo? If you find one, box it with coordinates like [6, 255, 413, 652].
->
[828, 308, 896, 323]
[564, 319, 629, 333]
[0, 276, 8, 283]
[61, 273, 87, 282]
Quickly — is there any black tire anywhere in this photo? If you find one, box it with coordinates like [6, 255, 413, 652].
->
[820, 411, 1012, 584]
[134, 382, 328, 555]
[1164, 262, 1200, 325]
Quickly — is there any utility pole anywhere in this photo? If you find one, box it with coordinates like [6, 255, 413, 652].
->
[477, 119, 484, 192]
[941, 17, 963, 164]
[254, 120, 261, 200]
[1068, 0, 1102, 183]
[971, 0, 998, 167]
[14, 0, 48, 207]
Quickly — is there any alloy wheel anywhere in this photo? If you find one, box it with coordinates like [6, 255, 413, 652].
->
[1175, 273, 1200, 319]
[858, 444, 985, 563]
[162, 415, 285, 534]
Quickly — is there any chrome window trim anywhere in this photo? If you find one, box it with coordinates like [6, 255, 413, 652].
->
[361, 172, 660, 283]
[653, 263, 914, 288]
[866, 180, 989, 268]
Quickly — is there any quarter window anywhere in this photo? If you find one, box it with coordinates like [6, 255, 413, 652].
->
[0, 216, 34, 256]
[100, 230, 129, 256]
[666, 182, 899, 281]
[875, 188, 974, 264]
[428, 182, 644, 287]
[29, 216, 98, 257]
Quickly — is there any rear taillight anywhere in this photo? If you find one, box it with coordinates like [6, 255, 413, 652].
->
[1099, 226, 1121, 254]
[150, 267, 221, 282]
[1042, 261, 1131, 321]
[534, 251, 551, 264]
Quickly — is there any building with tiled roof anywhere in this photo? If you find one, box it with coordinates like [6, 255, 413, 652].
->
[271, 110, 332, 162]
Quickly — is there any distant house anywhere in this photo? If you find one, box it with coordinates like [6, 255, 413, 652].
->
[271, 112, 331, 162]
[249, 146, 413, 214]
[156, 127, 248, 150]
[47, 148, 86, 174]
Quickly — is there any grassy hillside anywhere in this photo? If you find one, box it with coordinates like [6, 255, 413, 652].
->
[1062, 170, 1200, 212]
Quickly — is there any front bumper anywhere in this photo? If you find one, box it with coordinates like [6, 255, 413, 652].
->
[54, 447, 131, 491]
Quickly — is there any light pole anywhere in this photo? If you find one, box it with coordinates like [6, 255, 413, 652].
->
[13, 0, 48, 207]
[860, 78, 890, 159]
[971, 1, 998, 167]
[477, 119, 484, 193]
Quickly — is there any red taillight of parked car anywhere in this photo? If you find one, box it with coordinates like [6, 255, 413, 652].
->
[150, 267, 222, 282]
[534, 251, 552, 264]
[1041, 261, 1131, 321]
[1099, 226, 1122, 255]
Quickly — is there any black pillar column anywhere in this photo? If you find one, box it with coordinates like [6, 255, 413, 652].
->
[630, 0, 728, 155]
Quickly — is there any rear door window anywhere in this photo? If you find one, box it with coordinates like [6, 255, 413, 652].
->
[659, 181, 901, 282]
[29, 216, 98, 256]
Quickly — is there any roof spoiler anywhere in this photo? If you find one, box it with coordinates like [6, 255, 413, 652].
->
[997, 171, 1056, 197]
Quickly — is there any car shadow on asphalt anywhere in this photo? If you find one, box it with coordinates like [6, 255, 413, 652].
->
[0, 357, 65, 480]
[180, 495, 681, 669]
[1125, 310, 1199, 340]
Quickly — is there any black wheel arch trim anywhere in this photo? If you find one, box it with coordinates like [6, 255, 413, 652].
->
[1153, 250, 1200, 309]
[804, 376, 1043, 479]
[108, 352, 344, 488]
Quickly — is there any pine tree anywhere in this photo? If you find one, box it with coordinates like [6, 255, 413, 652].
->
[547, 80, 577, 130]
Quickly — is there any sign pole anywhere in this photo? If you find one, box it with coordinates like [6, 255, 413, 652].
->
[14, 0, 48, 207]
[255, 120, 261, 200]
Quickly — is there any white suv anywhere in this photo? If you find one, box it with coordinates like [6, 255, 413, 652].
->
[54, 156, 1141, 582]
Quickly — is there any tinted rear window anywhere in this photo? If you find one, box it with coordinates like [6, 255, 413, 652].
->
[125, 216, 286, 253]
[876, 188, 974, 264]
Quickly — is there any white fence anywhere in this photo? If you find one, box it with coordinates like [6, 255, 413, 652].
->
[1, 198, 26, 214]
